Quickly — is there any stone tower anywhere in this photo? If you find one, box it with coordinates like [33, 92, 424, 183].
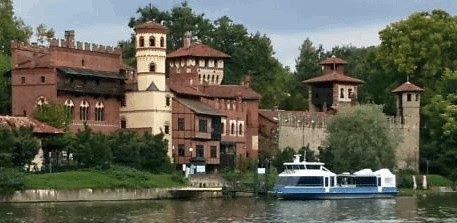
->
[120, 21, 173, 158]
[302, 55, 364, 112]
[392, 81, 424, 170]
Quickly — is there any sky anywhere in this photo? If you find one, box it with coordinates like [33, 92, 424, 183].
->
[12, 0, 457, 70]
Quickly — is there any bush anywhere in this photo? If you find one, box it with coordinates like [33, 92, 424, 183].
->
[0, 168, 25, 196]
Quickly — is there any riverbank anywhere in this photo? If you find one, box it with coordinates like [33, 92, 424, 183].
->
[0, 187, 225, 203]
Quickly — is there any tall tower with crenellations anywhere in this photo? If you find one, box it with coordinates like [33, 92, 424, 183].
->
[120, 21, 173, 158]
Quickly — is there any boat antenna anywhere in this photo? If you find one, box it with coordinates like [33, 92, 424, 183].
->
[303, 149, 306, 162]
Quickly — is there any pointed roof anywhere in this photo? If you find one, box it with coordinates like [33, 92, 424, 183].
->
[319, 55, 347, 65]
[146, 82, 159, 91]
[302, 72, 364, 84]
[166, 42, 230, 58]
[392, 81, 424, 93]
[134, 21, 168, 33]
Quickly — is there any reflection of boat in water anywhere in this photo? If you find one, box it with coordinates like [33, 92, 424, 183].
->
[273, 155, 398, 200]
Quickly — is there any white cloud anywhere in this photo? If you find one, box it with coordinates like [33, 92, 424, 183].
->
[267, 23, 387, 71]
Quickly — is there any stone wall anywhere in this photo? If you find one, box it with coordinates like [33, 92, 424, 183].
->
[0, 188, 223, 203]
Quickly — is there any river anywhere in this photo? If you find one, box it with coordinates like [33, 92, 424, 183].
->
[1, 193, 457, 222]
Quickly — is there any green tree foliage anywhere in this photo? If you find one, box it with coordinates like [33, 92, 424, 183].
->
[33, 103, 72, 129]
[110, 131, 172, 173]
[68, 128, 112, 169]
[0, 126, 39, 168]
[59, 128, 172, 173]
[377, 10, 457, 103]
[0, 53, 11, 115]
[0, 167, 25, 195]
[322, 105, 400, 173]
[285, 38, 325, 110]
[35, 23, 55, 45]
[122, 2, 291, 109]
[0, 0, 32, 54]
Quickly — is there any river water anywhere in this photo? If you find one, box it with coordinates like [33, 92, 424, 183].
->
[1, 193, 457, 223]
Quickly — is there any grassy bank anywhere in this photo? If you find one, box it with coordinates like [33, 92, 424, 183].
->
[23, 166, 187, 190]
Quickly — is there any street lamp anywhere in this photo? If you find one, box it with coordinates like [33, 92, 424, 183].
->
[189, 147, 194, 175]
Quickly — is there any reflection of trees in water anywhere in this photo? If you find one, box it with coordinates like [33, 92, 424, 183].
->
[3, 194, 457, 222]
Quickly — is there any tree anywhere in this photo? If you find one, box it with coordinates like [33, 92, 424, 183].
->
[35, 23, 55, 45]
[33, 103, 71, 130]
[0, 126, 39, 168]
[322, 104, 400, 173]
[377, 10, 457, 103]
[0, 0, 32, 54]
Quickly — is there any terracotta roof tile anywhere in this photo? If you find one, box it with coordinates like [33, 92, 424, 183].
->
[134, 21, 168, 33]
[302, 72, 364, 84]
[203, 85, 261, 100]
[167, 42, 230, 58]
[319, 55, 347, 65]
[0, 116, 64, 134]
[167, 79, 206, 96]
[392, 81, 424, 93]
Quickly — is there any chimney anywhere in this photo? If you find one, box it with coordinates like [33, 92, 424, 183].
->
[64, 30, 75, 48]
[183, 31, 191, 48]
[243, 75, 251, 88]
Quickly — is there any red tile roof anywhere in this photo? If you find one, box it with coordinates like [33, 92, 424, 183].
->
[134, 21, 168, 33]
[203, 85, 261, 100]
[0, 116, 64, 134]
[167, 78, 206, 96]
[319, 55, 347, 65]
[302, 72, 364, 84]
[392, 81, 424, 93]
[166, 42, 230, 58]
[259, 110, 279, 123]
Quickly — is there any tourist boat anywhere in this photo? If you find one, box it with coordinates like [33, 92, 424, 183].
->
[273, 155, 398, 200]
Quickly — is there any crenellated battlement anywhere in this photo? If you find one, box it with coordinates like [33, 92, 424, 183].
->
[10, 37, 121, 55]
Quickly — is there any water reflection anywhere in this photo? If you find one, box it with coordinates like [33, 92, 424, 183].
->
[1, 193, 457, 223]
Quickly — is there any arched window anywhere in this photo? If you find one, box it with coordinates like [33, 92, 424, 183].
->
[160, 37, 165, 47]
[149, 36, 155, 47]
[231, 123, 235, 135]
[216, 76, 219, 84]
[36, 96, 48, 110]
[211, 75, 214, 83]
[239, 123, 243, 135]
[139, 36, 144, 47]
[64, 99, 74, 118]
[95, 101, 104, 121]
[80, 100, 89, 121]
[149, 63, 156, 72]
[340, 88, 344, 99]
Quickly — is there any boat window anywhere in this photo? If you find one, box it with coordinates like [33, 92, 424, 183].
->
[306, 165, 321, 170]
[275, 176, 299, 186]
[377, 177, 381, 187]
[337, 176, 355, 186]
[331, 177, 335, 187]
[325, 177, 329, 187]
[355, 176, 377, 187]
[297, 176, 323, 186]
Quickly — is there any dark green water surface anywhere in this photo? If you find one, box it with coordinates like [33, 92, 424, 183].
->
[1, 193, 456, 222]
